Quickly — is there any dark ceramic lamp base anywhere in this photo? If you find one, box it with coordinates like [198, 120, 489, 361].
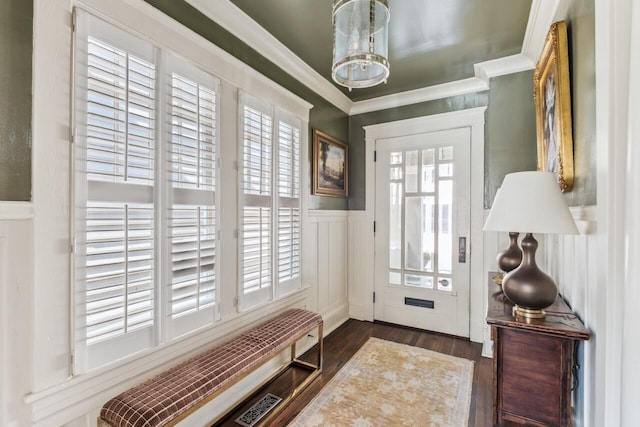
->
[502, 232, 557, 319]
[497, 232, 523, 273]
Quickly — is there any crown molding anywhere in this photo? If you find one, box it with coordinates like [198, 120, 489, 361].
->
[474, 54, 535, 85]
[186, 0, 559, 116]
[350, 77, 488, 115]
[521, 0, 563, 63]
[184, 0, 353, 114]
[351, 53, 535, 116]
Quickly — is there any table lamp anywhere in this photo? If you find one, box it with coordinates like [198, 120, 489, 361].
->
[483, 171, 578, 318]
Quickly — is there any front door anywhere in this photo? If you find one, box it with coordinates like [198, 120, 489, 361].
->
[374, 128, 471, 337]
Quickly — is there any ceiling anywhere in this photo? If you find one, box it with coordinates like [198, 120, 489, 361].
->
[228, 0, 533, 102]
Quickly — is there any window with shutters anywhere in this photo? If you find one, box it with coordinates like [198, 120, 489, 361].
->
[239, 93, 302, 309]
[73, 9, 308, 371]
[73, 12, 220, 370]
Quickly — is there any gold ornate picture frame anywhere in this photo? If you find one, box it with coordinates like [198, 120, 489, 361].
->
[534, 21, 574, 192]
[312, 129, 348, 197]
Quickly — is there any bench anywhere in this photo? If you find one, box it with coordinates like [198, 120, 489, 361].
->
[98, 308, 323, 427]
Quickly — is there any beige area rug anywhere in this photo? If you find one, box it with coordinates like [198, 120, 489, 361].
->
[289, 337, 474, 427]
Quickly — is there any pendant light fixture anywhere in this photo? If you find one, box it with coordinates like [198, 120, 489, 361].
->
[332, 0, 390, 91]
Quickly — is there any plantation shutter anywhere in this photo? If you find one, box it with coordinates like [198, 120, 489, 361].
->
[238, 93, 274, 309]
[238, 93, 303, 309]
[276, 113, 301, 296]
[74, 13, 157, 370]
[165, 55, 220, 338]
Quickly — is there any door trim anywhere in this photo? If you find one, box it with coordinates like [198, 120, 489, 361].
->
[358, 107, 486, 343]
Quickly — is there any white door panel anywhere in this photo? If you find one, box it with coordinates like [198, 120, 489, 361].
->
[374, 128, 471, 337]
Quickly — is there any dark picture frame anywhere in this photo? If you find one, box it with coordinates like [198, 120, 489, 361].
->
[312, 129, 348, 197]
[534, 21, 574, 192]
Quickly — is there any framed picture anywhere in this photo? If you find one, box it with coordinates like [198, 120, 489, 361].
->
[534, 21, 574, 192]
[312, 129, 348, 197]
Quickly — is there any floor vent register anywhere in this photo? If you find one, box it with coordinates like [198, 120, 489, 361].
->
[234, 393, 283, 427]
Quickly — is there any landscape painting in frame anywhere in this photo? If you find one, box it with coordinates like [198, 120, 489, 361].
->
[313, 129, 348, 197]
[534, 20, 574, 192]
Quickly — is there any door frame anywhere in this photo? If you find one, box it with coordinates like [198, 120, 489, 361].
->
[361, 107, 486, 343]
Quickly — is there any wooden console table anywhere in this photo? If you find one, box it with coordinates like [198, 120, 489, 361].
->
[486, 281, 590, 426]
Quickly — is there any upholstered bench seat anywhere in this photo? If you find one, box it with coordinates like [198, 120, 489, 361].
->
[99, 308, 323, 427]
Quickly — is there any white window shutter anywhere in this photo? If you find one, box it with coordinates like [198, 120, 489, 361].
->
[276, 115, 301, 296]
[238, 94, 303, 308]
[74, 13, 157, 370]
[238, 94, 274, 309]
[165, 55, 220, 338]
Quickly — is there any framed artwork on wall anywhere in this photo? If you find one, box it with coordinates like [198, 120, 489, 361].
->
[534, 20, 574, 192]
[312, 129, 348, 197]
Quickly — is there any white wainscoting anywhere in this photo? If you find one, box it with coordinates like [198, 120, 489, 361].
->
[481, 209, 501, 357]
[303, 210, 350, 333]
[347, 211, 374, 321]
[0, 206, 348, 427]
[542, 205, 597, 426]
[0, 209, 34, 427]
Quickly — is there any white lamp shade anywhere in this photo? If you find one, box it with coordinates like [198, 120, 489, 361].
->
[484, 171, 578, 234]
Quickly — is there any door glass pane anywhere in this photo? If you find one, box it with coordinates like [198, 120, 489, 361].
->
[385, 144, 461, 291]
[405, 274, 434, 289]
[439, 146, 453, 161]
[389, 182, 402, 270]
[390, 152, 402, 165]
[438, 180, 453, 275]
[405, 150, 418, 193]
[439, 163, 453, 177]
[421, 149, 435, 192]
[390, 166, 402, 180]
[405, 196, 434, 272]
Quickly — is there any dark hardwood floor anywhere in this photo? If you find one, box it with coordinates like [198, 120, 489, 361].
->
[216, 319, 493, 427]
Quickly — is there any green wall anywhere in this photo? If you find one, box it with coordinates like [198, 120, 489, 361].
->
[144, 0, 350, 210]
[0, 0, 32, 201]
[348, 93, 488, 210]
[565, 0, 596, 206]
[485, 71, 538, 207]
[487, 1, 597, 208]
[348, 70, 538, 211]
